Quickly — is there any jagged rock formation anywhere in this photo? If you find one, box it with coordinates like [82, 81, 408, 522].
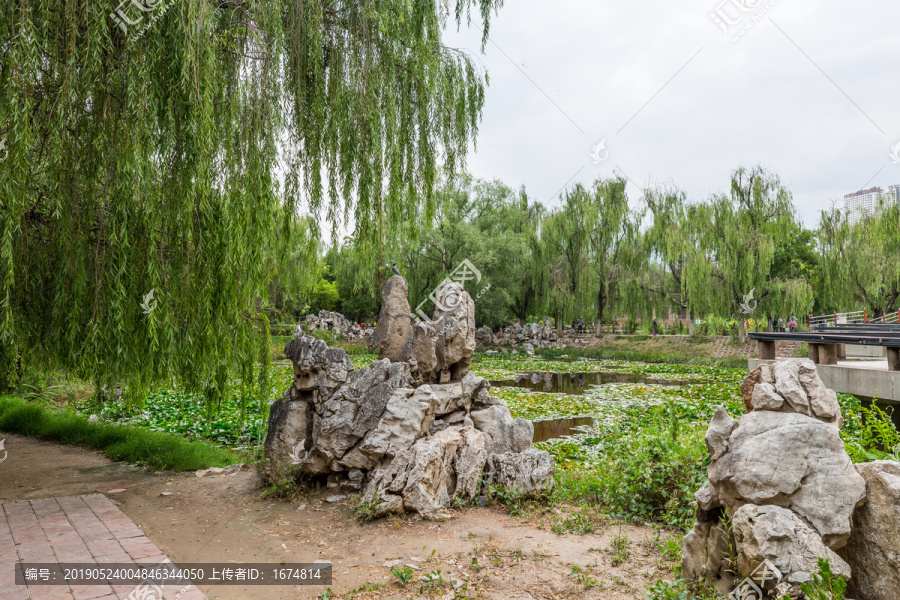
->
[477, 322, 564, 352]
[683, 359, 872, 598]
[266, 276, 555, 519]
[304, 310, 353, 334]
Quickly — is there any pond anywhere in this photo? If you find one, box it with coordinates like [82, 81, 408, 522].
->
[489, 370, 689, 395]
[532, 416, 597, 443]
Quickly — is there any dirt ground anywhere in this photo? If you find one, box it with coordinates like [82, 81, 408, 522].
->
[0, 433, 678, 600]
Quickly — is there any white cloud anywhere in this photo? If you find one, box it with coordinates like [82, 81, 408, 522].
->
[445, 0, 900, 225]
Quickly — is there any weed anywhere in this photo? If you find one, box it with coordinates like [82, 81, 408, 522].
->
[351, 499, 382, 522]
[390, 565, 414, 585]
[605, 529, 631, 566]
[799, 558, 847, 600]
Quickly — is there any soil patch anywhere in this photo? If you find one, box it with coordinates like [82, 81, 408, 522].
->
[0, 432, 678, 599]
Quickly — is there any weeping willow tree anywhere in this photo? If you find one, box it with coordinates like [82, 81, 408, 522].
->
[684, 166, 813, 341]
[644, 186, 693, 322]
[532, 177, 643, 333]
[819, 197, 900, 317]
[0, 0, 503, 399]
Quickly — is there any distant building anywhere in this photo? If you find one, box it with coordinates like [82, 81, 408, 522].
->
[841, 185, 899, 223]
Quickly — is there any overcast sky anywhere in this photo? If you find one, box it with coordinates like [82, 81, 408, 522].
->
[442, 0, 900, 226]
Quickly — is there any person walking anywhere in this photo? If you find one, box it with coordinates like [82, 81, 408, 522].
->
[652, 318, 658, 335]
[577, 317, 584, 334]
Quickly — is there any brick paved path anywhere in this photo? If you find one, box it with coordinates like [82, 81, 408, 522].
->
[1, 495, 206, 600]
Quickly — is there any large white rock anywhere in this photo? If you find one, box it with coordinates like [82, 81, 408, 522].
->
[469, 404, 533, 456]
[733, 504, 851, 588]
[357, 388, 436, 463]
[363, 426, 487, 519]
[432, 281, 476, 381]
[263, 389, 314, 481]
[707, 410, 866, 549]
[773, 361, 810, 415]
[837, 460, 900, 600]
[368, 275, 412, 362]
[485, 449, 555, 496]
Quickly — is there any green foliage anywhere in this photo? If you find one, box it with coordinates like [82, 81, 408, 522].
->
[390, 565, 415, 585]
[646, 576, 719, 600]
[819, 197, 900, 315]
[0, 396, 237, 470]
[1, 0, 501, 399]
[799, 558, 847, 600]
[308, 279, 341, 313]
[843, 402, 900, 462]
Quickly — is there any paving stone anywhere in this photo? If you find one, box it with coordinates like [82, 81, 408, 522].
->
[1, 495, 208, 600]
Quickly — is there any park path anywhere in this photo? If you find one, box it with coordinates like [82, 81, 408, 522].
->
[1, 494, 206, 600]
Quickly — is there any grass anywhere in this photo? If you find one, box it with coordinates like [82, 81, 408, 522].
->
[0, 395, 238, 471]
[537, 339, 748, 369]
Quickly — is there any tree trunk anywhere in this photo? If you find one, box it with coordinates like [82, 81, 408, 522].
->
[688, 310, 695, 337]
[738, 319, 746, 343]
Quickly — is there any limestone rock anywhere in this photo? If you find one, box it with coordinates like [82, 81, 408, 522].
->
[733, 504, 851, 588]
[285, 334, 354, 393]
[774, 361, 810, 416]
[522, 342, 535, 356]
[707, 410, 865, 549]
[432, 281, 476, 381]
[741, 366, 762, 411]
[308, 360, 413, 474]
[798, 361, 841, 424]
[695, 480, 721, 513]
[263, 389, 314, 481]
[750, 382, 784, 411]
[705, 406, 738, 461]
[357, 388, 436, 464]
[837, 460, 900, 600]
[363, 426, 487, 519]
[470, 405, 533, 456]
[485, 449, 555, 495]
[681, 517, 736, 596]
[402, 320, 439, 382]
[418, 383, 472, 417]
[368, 275, 412, 361]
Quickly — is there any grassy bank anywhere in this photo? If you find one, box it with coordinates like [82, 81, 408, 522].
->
[0, 396, 238, 471]
[539, 335, 748, 369]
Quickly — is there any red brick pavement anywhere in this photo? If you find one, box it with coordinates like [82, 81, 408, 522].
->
[1, 495, 206, 600]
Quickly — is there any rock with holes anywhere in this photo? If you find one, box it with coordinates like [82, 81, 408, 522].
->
[707, 410, 865, 549]
[733, 504, 851, 589]
[432, 281, 476, 381]
[681, 517, 736, 597]
[263, 386, 315, 482]
[286, 334, 354, 394]
[470, 404, 533, 456]
[363, 426, 487, 519]
[368, 275, 413, 362]
[485, 449, 555, 496]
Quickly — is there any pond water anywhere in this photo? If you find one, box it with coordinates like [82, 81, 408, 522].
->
[490, 371, 689, 394]
[532, 416, 597, 443]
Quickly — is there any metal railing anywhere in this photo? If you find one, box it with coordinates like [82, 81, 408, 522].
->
[808, 309, 900, 328]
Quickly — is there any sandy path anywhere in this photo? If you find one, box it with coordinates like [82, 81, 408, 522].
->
[0, 432, 677, 599]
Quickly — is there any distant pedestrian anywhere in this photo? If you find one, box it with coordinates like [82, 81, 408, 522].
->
[577, 317, 584, 334]
[789, 315, 797, 332]
[652, 318, 658, 335]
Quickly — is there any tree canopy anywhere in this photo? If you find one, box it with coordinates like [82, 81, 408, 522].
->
[1, 0, 503, 394]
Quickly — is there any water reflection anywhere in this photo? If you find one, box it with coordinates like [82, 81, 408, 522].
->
[490, 371, 689, 394]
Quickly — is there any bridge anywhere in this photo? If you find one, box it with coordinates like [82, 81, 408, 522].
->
[747, 317, 900, 405]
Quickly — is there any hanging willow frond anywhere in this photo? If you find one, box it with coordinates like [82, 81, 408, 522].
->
[0, 0, 502, 395]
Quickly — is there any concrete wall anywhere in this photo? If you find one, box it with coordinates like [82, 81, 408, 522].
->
[845, 344, 886, 358]
[749, 358, 900, 405]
